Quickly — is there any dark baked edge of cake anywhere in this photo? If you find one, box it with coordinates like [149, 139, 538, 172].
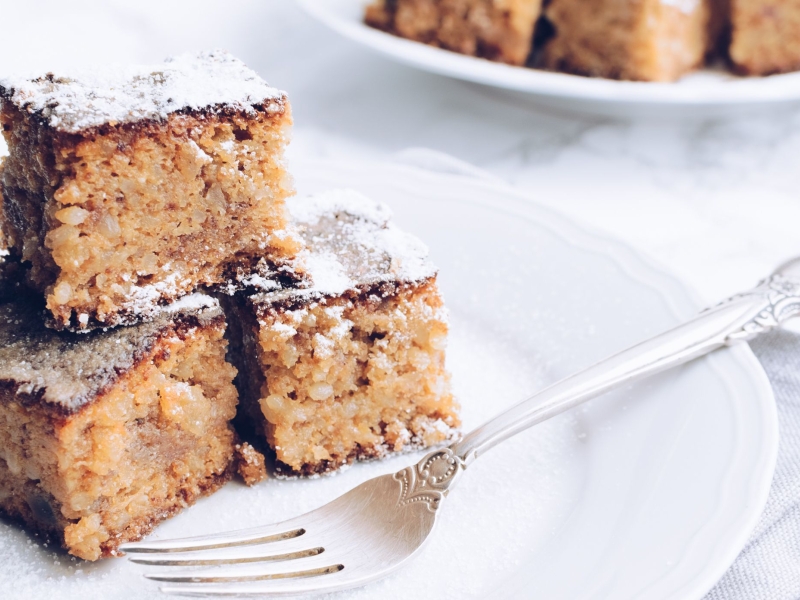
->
[0, 88, 289, 140]
[244, 276, 439, 320]
[0, 309, 226, 418]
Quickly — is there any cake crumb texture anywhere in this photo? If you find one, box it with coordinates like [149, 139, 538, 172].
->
[251, 282, 458, 475]
[234, 442, 268, 486]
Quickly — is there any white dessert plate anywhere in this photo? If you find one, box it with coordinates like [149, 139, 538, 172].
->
[0, 156, 777, 600]
[297, 0, 800, 116]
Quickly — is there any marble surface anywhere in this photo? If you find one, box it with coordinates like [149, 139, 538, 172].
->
[1, 0, 799, 306]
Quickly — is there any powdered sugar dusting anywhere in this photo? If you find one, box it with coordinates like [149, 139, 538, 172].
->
[159, 292, 218, 314]
[301, 250, 353, 295]
[254, 189, 437, 305]
[0, 50, 286, 133]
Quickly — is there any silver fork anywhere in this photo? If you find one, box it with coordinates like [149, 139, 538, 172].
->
[121, 257, 800, 597]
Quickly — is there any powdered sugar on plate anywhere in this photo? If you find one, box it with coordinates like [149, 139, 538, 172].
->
[0, 50, 286, 133]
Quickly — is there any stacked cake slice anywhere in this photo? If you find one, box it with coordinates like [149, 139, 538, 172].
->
[0, 50, 300, 331]
[0, 52, 458, 560]
[229, 190, 458, 476]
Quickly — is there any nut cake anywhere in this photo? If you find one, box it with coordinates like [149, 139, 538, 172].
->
[365, 0, 543, 66]
[228, 190, 459, 476]
[0, 294, 239, 560]
[0, 50, 299, 332]
[539, 0, 717, 81]
[729, 0, 800, 75]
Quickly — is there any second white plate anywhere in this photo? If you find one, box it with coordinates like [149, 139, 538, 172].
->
[298, 0, 800, 116]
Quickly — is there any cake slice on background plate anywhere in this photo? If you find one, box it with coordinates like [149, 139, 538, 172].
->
[538, 0, 719, 81]
[365, 0, 543, 66]
[0, 294, 239, 560]
[0, 50, 300, 332]
[729, 0, 800, 75]
[227, 189, 460, 476]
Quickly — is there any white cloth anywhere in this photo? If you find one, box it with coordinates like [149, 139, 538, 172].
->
[705, 331, 800, 599]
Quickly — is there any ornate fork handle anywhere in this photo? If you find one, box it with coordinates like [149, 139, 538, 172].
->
[404, 265, 800, 501]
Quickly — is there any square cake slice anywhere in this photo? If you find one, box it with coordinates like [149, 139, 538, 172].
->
[0, 294, 238, 560]
[365, 0, 543, 66]
[0, 50, 300, 332]
[729, 0, 800, 75]
[539, 0, 716, 81]
[228, 190, 459, 476]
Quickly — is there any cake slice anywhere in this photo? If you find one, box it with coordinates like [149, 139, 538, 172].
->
[539, 0, 717, 81]
[729, 0, 800, 75]
[0, 294, 239, 560]
[228, 190, 459, 476]
[365, 0, 543, 66]
[0, 50, 300, 332]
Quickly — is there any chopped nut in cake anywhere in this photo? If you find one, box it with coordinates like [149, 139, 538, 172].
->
[0, 50, 300, 332]
[539, 0, 718, 81]
[729, 0, 800, 75]
[0, 294, 239, 560]
[227, 189, 459, 476]
[366, 0, 543, 66]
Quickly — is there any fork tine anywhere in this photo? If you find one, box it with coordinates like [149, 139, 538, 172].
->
[120, 520, 306, 554]
[129, 544, 325, 567]
[144, 554, 343, 584]
[156, 566, 362, 598]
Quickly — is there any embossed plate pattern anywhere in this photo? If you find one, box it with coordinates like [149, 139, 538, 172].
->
[0, 157, 777, 600]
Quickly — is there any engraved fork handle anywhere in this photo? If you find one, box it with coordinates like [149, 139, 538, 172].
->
[449, 259, 800, 466]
